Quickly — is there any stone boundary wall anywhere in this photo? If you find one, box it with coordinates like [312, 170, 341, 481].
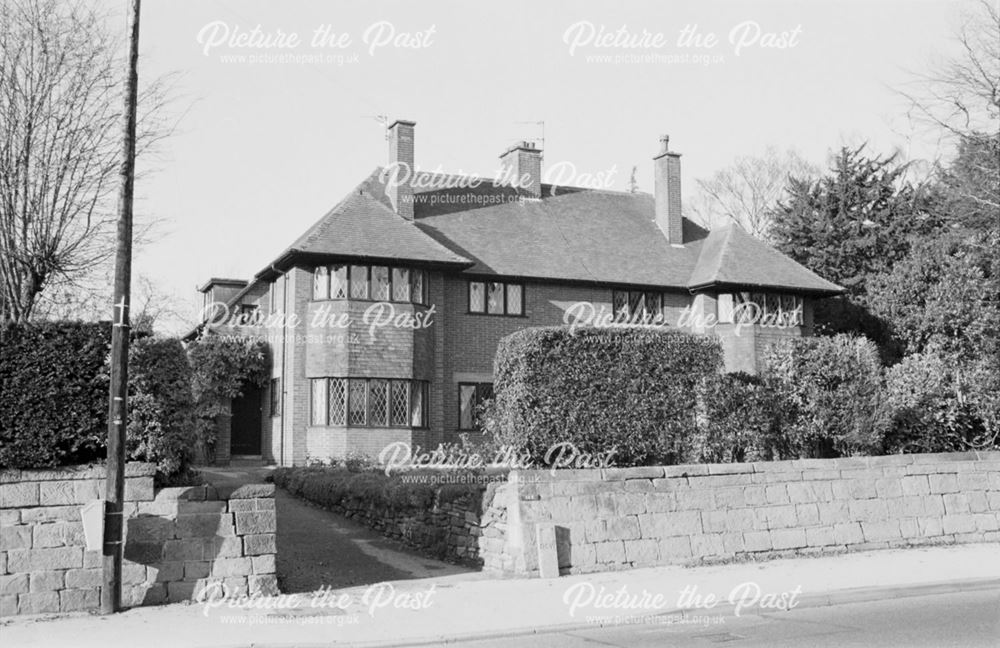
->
[0, 463, 277, 617]
[493, 451, 1000, 576]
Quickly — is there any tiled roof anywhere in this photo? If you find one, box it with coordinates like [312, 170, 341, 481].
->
[251, 168, 842, 295]
[414, 183, 709, 288]
[688, 223, 843, 294]
[274, 170, 471, 266]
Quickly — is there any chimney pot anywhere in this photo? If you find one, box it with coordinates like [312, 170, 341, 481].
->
[660, 134, 670, 153]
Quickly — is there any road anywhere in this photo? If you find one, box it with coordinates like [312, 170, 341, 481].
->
[442, 588, 1000, 648]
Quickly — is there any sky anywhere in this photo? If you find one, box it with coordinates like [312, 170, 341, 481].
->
[95, 0, 974, 333]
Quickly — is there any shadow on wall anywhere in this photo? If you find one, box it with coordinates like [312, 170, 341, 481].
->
[123, 484, 278, 606]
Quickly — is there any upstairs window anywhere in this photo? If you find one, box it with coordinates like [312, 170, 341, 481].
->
[350, 265, 369, 299]
[313, 264, 428, 305]
[469, 280, 524, 316]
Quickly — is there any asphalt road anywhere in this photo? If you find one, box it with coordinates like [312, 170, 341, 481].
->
[441, 588, 1000, 648]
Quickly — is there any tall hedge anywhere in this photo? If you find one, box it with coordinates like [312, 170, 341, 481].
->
[0, 322, 196, 478]
[0, 322, 111, 468]
[483, 326, 723, 467]
[127, 337, 196, 479]
[761, 334, 889, 458]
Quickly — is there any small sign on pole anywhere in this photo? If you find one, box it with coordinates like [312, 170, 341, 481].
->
[80, 500, 105, 552]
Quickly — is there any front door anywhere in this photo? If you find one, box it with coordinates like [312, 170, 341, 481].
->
[231, 384, 263, 455]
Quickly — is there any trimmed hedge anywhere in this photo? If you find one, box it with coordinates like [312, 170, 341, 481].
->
[483, 326, 723, 467]
[127, 337, 196, 480]
[271, 466, 489, 512]
[0, 322, 196, 478]
[0, 322, 111, 468]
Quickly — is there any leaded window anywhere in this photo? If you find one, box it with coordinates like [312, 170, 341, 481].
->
[311, 378, 427, 428]
[328, 378, 347, 425]
[469, 280, 523, 316]
[348, 378, 367, 426]
[350, 265, 369, 299]
[392, 268, 411, 302]
[487, 282, 504, 314]
[368, 379, 389, 426]
[330, 265, 348, 299]
[371, 266, 390, 301]
[313, 266, 329, 300]
[506, 283, 523, 315]
[390, 380, 409, 426]
[469, 281, 485, 313]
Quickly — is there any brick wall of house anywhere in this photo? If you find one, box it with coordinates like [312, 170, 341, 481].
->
[237, 264, 819, 464]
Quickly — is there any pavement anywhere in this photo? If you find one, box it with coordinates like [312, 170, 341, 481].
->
[3, 541, 998, 647]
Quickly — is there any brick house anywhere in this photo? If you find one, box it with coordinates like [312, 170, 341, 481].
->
[191, 120, 842, 466]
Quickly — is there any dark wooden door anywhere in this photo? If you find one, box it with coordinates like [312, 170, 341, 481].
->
[231, 384, 263, 455]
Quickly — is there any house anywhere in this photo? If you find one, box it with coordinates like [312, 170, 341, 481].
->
[191, 120, 842, 466]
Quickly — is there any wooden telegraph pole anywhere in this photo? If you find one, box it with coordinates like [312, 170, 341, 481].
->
[103, 0, 142, 615]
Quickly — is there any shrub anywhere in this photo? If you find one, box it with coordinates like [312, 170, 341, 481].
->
[482, 326, 723, 467]
[127, 337, 196, 480]
[187, 333, 269, 458]
[884, 351, 992, 452]
[762, 334, 889, 458]
[0, 321, 111, 468]
[694, 372, 783, 463]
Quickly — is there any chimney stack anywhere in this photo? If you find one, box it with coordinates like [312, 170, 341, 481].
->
[387, 119, 416, 220]
[499, 141, 542, 199]
[653, 134, 683, 244]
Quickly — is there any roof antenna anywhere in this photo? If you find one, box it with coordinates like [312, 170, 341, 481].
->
[361, 114, 389, 139]
[514, 120, 545, 160]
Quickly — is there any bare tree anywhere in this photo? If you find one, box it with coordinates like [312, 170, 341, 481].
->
[687, 147, 818, 240]
[899, 0, 999, 145]
[0, 0, 172, 324]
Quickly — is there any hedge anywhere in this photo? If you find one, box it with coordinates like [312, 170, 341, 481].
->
[270, 466, 488, 513]
[761, 335, 889, 458]
[127, 337, 196, 480]
[0, 322, 111, 468]
[0, 322, 196, 479]
[482, 326, 723, 467]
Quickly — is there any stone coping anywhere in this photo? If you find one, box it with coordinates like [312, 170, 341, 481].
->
[0, 462, 156, 483]
[508, 451, 1000, 483]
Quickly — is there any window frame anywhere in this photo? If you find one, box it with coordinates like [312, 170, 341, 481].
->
[270, 378, 281, 417]
[458, 382, 494, 431]
[312, 264, 428, 306]
[467, 280, 525, 317]
[310, 377, 429, 429]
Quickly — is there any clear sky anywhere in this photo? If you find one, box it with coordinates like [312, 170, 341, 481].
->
[102, 0, 973, 332]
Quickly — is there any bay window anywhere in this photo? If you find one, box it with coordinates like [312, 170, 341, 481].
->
[312, 264, 428, 305]
[310, 377, 428, 428]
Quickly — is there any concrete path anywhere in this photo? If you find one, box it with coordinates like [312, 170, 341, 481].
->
[197, 467, 478, 593]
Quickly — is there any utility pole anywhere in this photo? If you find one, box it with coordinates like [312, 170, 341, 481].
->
[103, 0, 141, 615]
